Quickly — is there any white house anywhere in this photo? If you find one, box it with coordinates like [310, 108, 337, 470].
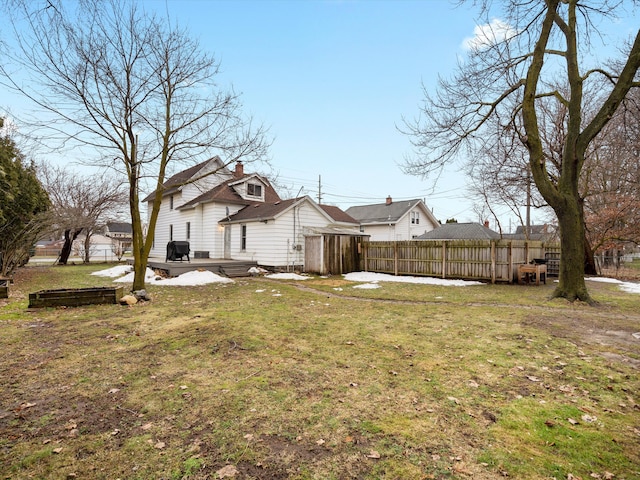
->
[220, 196, 360, 268]
[144, 158, 359, 269]
[345, 196, 439, 241]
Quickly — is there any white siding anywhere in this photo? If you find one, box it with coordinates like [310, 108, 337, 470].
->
[180, 170, 232, 205]
[361, 224, 398, 241]
[149, 191, 187, 257]
[228, 200, 334, 268]
[149, 199, 244, 259]
[361, 206, 439, 241]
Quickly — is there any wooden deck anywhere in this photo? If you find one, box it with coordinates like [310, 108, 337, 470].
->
[135, 258, 259, 278]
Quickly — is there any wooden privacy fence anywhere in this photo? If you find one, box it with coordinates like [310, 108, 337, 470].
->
[361, 239, 561, 283]
[305, 233, 367, 275]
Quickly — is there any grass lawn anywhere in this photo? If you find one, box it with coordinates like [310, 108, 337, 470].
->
[1, 264, 639, 479]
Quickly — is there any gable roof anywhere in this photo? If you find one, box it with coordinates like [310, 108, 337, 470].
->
[142, 157, 227, 202]
[417, 222, 501, 240]
[220, 196, 355, 226]
[508, 224, 558, 241]
[319, 204, 358, 224]
[345, 198, 436, 225]
[105, 222, 132, 234]
[222, 197, 301, 223]
[178, 174, 281, 210]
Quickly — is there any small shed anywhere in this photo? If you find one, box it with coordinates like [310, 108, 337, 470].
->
[304, 228, 369, 275]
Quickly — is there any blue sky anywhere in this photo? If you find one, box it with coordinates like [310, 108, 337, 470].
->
[3, 1, 638, 228]
[147, 0, 482, 223]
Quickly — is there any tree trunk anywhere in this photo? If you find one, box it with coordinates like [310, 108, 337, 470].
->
[584, 233, 597, 276]
[83, 233, 92, 263]
[59, 228, 81, 264]
[552, 201, 593, 303]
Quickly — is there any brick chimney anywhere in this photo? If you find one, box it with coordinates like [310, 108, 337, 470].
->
[386, 195, 392, 205]
[234, 161, 244, 178]
[484, 220, 490, 228]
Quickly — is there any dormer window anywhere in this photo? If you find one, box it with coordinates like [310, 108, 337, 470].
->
[247, 183, 262, 197]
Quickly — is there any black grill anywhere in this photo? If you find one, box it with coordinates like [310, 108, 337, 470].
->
[166, 241, 190, 262]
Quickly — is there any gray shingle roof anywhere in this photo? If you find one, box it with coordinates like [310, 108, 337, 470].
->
[417, 223, 501, 240]
[345, 199, 423, 224]
[178, 175, 281, 209]
[221, 197, 356, 225]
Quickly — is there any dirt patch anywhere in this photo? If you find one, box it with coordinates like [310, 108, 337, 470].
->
[523, 309, 640, 368]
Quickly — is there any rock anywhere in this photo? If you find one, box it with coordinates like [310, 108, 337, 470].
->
[119, 294, 138, 306]
[132, 289, 151, 301]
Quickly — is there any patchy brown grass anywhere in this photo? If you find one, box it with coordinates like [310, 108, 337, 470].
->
[1, 264, 639, 479]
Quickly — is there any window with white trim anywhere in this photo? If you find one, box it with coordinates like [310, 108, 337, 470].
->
[411, 211, 420, 225]
[241, 225, 247, 251]
[247, 183, 262, 197]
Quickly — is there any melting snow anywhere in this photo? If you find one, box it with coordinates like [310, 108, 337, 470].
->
[265, 273, 309, 280]
[586, 276, 640, 294]
[344, 272, 484, 287]
[93, 266, 234, 286]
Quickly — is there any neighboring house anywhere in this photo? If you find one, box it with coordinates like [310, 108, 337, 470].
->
[506, 224, 558, 242]
[345, 196, 439, 241]
[416, 222, 501, 240]
[144, 158, 359, 269]
[72, 233, 122, 261]
[104, 222, 133, 252]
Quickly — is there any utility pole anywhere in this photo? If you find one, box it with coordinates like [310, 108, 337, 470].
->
[318, 175, 322, 204]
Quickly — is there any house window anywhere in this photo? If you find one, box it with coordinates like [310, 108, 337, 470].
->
[247, 183, 262, 197]
[169, 224, 173, 241]
[170, 195, 174, 210]
[186, 222, 191, 240]
[241, 225, 247, 250]
[411, 211, 420, 225]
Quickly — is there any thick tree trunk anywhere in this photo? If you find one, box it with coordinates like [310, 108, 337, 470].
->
[59, 228, 81, 265]
[553, 201, 593, 303]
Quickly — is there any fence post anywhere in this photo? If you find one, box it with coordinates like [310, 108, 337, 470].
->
[491, 241, 496, 284]
[441, 241, 446, 279]
[363, 242, 368, 272]
[508, 241, 513, 283]
[394, 242, 398, 276]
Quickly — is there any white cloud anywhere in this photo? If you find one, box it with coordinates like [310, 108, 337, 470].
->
[462, 18, 518, 51]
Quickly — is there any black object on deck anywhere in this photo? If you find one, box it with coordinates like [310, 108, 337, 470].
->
[166, 241, 190, 262]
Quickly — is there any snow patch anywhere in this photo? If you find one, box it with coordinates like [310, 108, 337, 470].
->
[91, 265, 133, 278]
[95, 267, 234, 286]
[586, 276, 640, 294]
[265, 273, 309, 280]
[344, 272, 484, 287]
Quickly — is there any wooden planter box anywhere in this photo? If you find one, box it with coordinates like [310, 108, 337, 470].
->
[28, 286, 124, 308]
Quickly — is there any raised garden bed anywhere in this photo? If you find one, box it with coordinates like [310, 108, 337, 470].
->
[28, 286, 124, 308]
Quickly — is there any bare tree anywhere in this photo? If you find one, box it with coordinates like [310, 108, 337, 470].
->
[583, 91, 640, 256]
[2, 0, 270, 289]
[402, 0, 640, 302]
[38, 163, 127, 264]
